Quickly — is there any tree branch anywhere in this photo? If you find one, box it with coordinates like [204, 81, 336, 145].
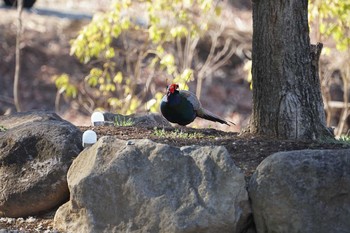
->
[14, 0, 24, 112]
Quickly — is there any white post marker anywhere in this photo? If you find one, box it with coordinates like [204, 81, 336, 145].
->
[91, 112, 105, 126]
[82, 130, 97, 148]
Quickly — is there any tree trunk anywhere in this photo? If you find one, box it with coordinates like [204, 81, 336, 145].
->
[250, 0, 333, 139]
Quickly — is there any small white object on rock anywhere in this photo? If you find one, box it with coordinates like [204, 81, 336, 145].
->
[91, 112, 105, 126]
[82, 130, 97, 148]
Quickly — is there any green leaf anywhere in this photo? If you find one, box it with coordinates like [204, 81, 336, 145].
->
[170, 26, 188, 38]
[87, 76, 98, 87]
[105, 47, 115, 59]
[54, 74, 77, 98]
[105, 83, 116, 92]
[215, 6, 222, 16]
[113, 72, 123, 84]
[90, 68, 103, 77]
[160, 54, 175, 67]
[66, 85, 78, 98]
[55, 74, 69, 88]
[121, 17, 131, 30]
[180, 68, 194, 82]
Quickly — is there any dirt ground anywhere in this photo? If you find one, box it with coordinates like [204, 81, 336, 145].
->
[80, 125, 350, 178]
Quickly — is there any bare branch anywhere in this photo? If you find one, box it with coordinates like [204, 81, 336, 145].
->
[14, 0, 24, 112]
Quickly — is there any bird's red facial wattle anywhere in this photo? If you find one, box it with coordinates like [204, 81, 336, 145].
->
[167, 84, 179, 96]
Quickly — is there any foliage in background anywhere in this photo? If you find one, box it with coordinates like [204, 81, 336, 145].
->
[309, 0, 350, 137]
[54, 73, 78, 112]
[55, 0, 238, 115]
[309, 0, 350, 52]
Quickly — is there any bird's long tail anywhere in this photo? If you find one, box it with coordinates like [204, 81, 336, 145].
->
[197, 108, 235, 126]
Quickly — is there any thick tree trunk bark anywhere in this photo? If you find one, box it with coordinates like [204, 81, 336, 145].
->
[250, 0, 333, 139]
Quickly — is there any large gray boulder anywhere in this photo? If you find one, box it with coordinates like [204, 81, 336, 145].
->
[0, 111, 82, 217]
[249, 149, 350, 233]
[54, 137, 251, 233]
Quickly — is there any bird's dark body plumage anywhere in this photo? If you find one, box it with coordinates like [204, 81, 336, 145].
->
[161, 93, 196, 126]
[160, 84, 234, 126]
